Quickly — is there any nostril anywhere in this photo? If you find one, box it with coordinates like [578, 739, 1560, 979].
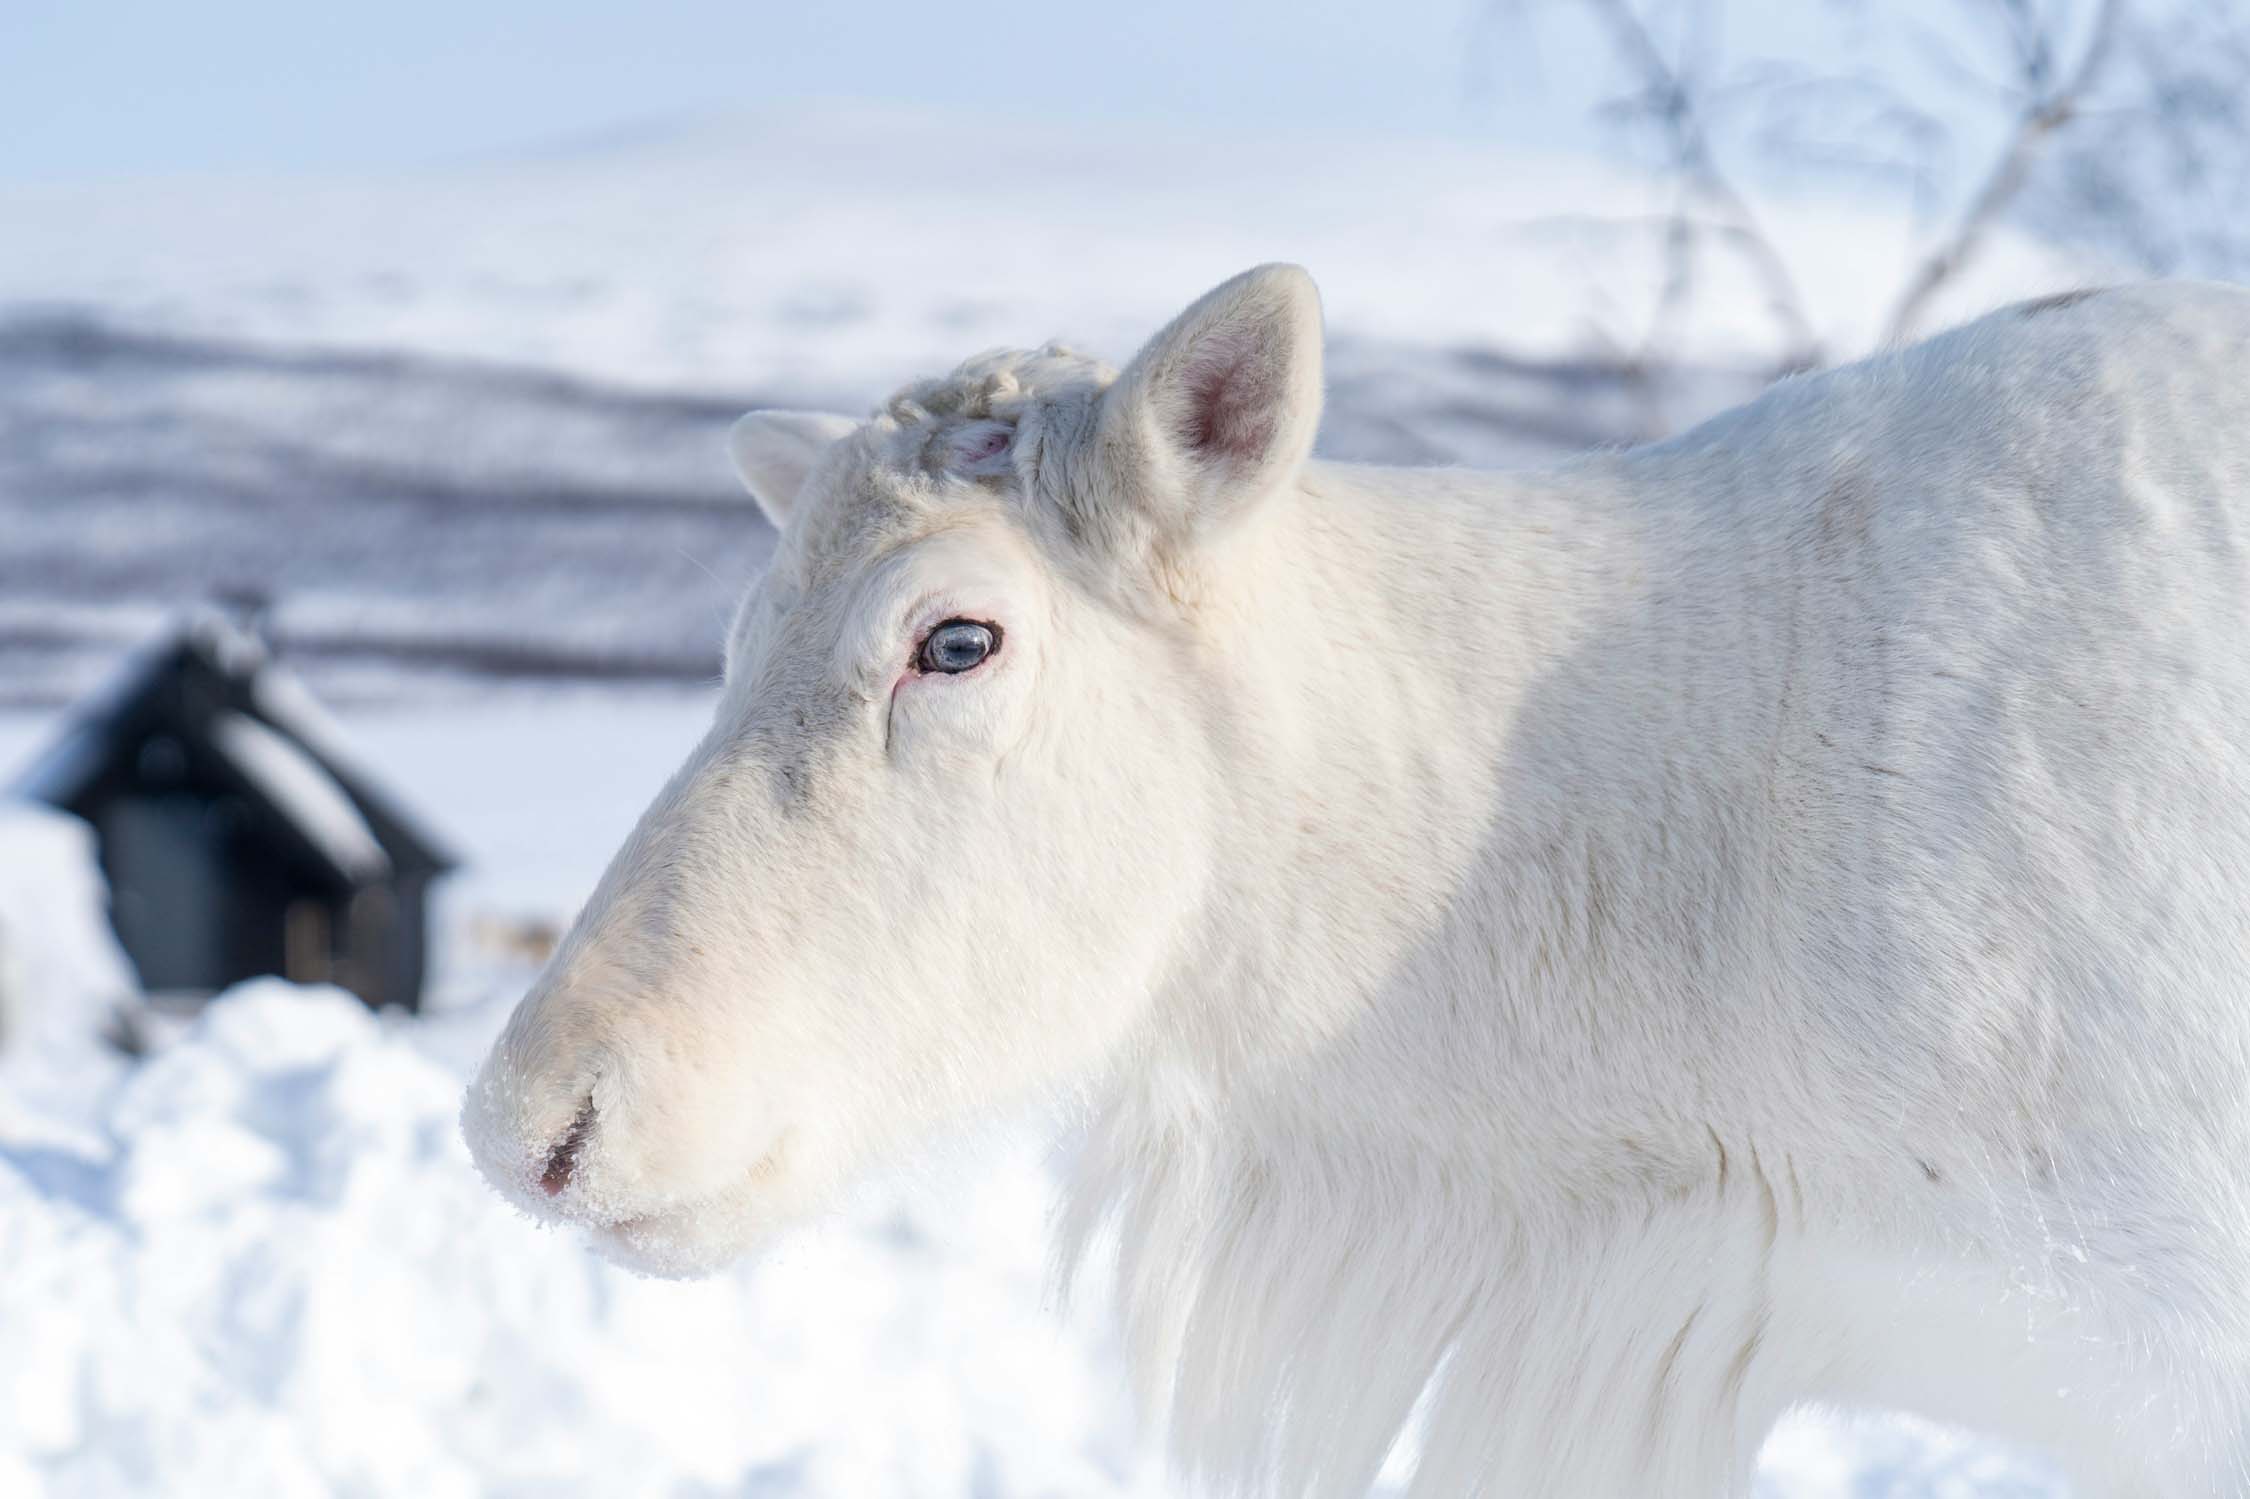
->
[541, 1098, 597, 1197]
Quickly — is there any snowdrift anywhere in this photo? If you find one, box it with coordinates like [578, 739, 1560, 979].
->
[0, 802, 134, 1060]
[0, 978, 1163, 1499]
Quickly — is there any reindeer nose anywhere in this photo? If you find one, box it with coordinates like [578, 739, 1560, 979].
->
[541, 1099, 598, 1196]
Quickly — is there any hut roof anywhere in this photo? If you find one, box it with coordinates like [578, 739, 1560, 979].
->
[13, 613, 458, 883]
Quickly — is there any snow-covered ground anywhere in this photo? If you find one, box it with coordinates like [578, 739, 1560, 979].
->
[0, 104, 2105, 1495]
[0, 693, 2070, 1498]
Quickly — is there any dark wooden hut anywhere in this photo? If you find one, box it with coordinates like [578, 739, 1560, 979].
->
[13, 614, 456, 1011]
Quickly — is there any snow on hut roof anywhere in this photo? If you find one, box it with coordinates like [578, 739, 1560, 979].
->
[244, 668, 456, 871]
[207, 711, 390, 883]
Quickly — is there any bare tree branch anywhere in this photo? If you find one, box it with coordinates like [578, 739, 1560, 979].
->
[1490, 0, 2250, 422]
[1581, 0, 1824, 369]
[2026, 5, 2250, 282]
[1883, 0, 2122, 344]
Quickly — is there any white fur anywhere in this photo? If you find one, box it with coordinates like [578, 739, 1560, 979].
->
[727, 409, 858, 529]
[466, 267, 2250, 1496]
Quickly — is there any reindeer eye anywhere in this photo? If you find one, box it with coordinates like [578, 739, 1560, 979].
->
[917, 619, 999, 674]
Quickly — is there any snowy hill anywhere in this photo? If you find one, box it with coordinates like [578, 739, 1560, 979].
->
[0, 106, 2087, 707]
[0, 308, 1768, 709]
[0, 105, 2089, 390]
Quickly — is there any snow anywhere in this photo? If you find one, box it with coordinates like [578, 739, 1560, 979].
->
[0, 698, 2074, 1498]
[1, 980, 1162, 1499]
[208, 712, 390, 882]
[0, 802, 134, 1069]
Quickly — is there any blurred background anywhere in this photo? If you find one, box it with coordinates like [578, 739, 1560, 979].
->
[0, 2, 2240, 1494]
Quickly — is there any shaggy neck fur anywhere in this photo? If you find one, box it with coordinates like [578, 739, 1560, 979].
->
[1057, 439, 2033, 1496]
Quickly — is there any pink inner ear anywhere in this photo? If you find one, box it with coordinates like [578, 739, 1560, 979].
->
[950, 422, 1013, 469]
[1180, 328, 1278, 467]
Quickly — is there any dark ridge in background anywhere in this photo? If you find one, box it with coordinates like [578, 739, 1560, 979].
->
[0, 309, 1769, 708]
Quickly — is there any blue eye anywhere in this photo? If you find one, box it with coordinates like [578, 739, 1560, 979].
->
[917, 619, 999, 674]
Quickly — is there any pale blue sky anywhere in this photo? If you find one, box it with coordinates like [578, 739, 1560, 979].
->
[3, 0, 1595, 182]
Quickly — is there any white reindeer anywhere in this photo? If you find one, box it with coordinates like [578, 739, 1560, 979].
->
[465, 266, 2250, 1496]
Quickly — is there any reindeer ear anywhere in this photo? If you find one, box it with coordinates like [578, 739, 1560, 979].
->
[1099, 264, 1324, 536]
[726, 411, 858, 529]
